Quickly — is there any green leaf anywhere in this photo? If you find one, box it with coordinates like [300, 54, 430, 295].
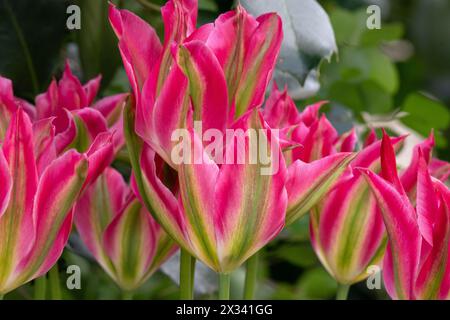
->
[198, 0, 217, 12]
[275, 243, 318, 268]
[296, 267, 337, 299]
[241, 0, 337, 99]
[75, 0, 122, 90]
[328, 80, 393, 114]
[360, 23, 404, 46]
[330, 8, 367, 46]
[0, 0, 69, 98]
[401, 93, 450, 147]
[365, 48, 399, 94]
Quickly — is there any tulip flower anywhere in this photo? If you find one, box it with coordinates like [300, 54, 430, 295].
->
[360, 131, 450, 300]
[74, 168, 176, 292]
[309, 131, 405, 286]
[0, 108, 114, 295]
[35, 63, 127, 153]
[125, 106, 286, 274]
[262, 85, 356, 224]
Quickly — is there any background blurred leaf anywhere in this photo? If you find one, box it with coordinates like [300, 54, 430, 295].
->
[0, 0, 69, 99]
[401, 92, 450, 147]
[74, 0, 122, 90]
[241, 0, 337, 99]
[296, 267, 337, 299]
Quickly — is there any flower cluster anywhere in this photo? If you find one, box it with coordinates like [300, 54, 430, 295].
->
[0, 0, 448, 300]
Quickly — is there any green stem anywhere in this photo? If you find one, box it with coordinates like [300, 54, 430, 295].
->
[48, 264, 62, 300]
[0, 294, 4, 300]
[34, 275, 47, 300]
[122, 291, 134, 300]
[190, 256, 196, 293]
[180, 249, 193, 300]
[336, 283, 350, 300]
[135, 0, 161, 13]
[219, 273, 231, 300]
[243, 253, 259, 300]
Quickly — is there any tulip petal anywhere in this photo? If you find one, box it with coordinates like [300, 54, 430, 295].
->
[214, 110, 288, 272]
[176, 40, 229, 132]
[124, 104, 187, 248]
[360, 168, 420, 300]
[416, 150, 439, 245]
[32, 118, 57, 175]
[109, 4, 162, 95]
[103, 198, 157, 290]
[415, 179, 450, 299]
[401, 132, 435, 196]
[83, 75, 102, 106]
[0, 147, 12, 218]
[292, 114, 338, 162]
[286, 152, 355, 225]
[0, 76, 18, 139]
[0, 109, 38, 286]
[429, 158, 450, 182]
[234, 12, 283, 116]
[138, 65, 189, 167]
[206, 6, 282, 117]
[176, 128, 219, 269]
[83, 131, 115, 189]
[59, 62, 88, 110]
[74, 168, 128, 273]
[154, 0, 198, 94]
[263, 83, 300, 128]
[21, 150, 88, 280]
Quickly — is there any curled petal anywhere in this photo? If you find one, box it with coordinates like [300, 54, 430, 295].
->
[360, 168, 420, 300]
[286, 152, 355, 225]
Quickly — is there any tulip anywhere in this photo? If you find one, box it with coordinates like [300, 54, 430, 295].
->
[35, 63, 127, 153]
[309, 131, 405, 287]
[0, 108, 114, 295]
[262, 85, 356, 225]
[125, 106, 286, 273]
[360, 131, 450, 299]
[74, 168, 176, 292]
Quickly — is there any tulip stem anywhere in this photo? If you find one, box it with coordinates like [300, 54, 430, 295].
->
[49, 264, 62, 300]
[190, 256, 196, 291]
[180, 249, 193, 300]
[122, 291, 134, 300]
[34, 275, 47, 300]
[218, 273, 231, 300]
[243, 253, 259, 299]
[336, 283, 350, 300]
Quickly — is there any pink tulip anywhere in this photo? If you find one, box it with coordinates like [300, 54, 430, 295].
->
[360, 131, 450, 299]
[35, 63, 127, 153]
[74, 168, 177, 291]
[0, 108, 114, 295]
[309, 131, 404, 284]
[262, 84, 356, 224]
[124, 105, 287, 273]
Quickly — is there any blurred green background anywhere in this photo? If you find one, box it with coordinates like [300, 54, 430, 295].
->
[0, 0, 448, 299]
